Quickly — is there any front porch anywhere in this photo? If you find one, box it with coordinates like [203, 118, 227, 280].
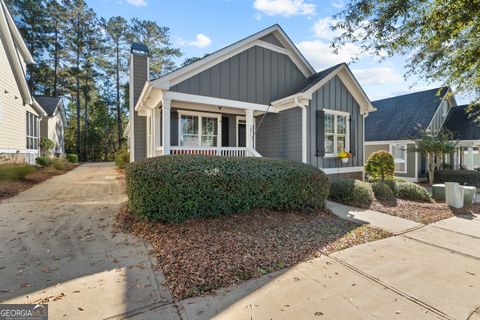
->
[139, 91, 272, 158]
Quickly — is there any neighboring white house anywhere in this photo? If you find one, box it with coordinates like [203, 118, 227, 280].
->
[0, 0, 46, 164]
[34, 96, 66, 157]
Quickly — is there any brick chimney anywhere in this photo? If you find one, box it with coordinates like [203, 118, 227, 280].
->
[129, 43, 149, 162]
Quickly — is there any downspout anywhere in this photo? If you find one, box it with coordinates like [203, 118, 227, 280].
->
[294, 97, 307, 164]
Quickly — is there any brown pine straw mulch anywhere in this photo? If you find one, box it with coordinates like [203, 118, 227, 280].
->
[0, 165, 78, 201]
[115, 204, 391, 300]
[370, 199, 476, 225]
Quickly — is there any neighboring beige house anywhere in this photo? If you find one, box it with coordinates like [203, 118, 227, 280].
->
[0, 0, 46, 164]
[34, 96, 66, 157]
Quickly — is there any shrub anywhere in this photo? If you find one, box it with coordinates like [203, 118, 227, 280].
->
[0, 165, 36, 181]
[126, 155, 329, 223]
[396, 181, 431, 202]
[52, 158, 66, 170]
[66, 154, 79, 163]
[365, 151, 394, 181]
[329, 179, 374, 207]
[40, 138, 55, 156]
[434, 170, 480, 188]
[35, 156, 51, 167]
[371, 182, 396, 201]
[115, 148, 130, 169]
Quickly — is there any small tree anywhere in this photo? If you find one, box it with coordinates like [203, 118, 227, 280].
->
[415, 130, 457, 185]
[40, 138, 55, 156]
[365, 150, 394, 181]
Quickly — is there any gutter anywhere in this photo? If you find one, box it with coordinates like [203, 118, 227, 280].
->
[294, 97, 308, 163]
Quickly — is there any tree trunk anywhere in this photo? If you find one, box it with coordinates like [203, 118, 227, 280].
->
[84, 78, 89, 161]
[75, 19, 81, 156]
[116, 43, 122, 149]
[53, 27, 59, 96]
[428, 153, 436, 185]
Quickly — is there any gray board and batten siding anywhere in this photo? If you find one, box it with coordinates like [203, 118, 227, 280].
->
[170, 45, 307, 105]
[131, 53, 148, 161]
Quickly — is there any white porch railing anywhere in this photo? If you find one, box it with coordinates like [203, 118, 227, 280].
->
[168, 146, 261, 157]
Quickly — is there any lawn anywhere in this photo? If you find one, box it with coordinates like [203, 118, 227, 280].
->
[0, 163, 77, 201]
[115, 203, 391, 300]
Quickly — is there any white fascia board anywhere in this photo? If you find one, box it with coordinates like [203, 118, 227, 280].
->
[2, 1, 33, 63]
[164, 91, 274, 113]
[123, 121, 131, 138]
[322, 166, 364, 174]
[134, 82, 153, 112]
[32, 99, 47, 118]
[151, 25, 314, 89]
[365, 140, 414, 145]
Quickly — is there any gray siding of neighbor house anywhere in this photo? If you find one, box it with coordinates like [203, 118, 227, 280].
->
[428, 101, 449, 133]
[365, 144, 390, 159]
[259, 34, 284, 48]
[255, 108, 302, 162]
[131, 54, 148, 161]
[307, 76, 364, 169]
[170, 45, 306, 105]
[166, 108, 239, 147]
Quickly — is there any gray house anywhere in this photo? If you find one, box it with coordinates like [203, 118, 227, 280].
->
[125, 25, 375, 179]
[365, 87, 458, 181]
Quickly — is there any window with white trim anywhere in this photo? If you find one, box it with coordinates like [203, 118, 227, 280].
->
[324, 110, 349, 156]
[26, 112, 39, 150]
[391, 144, 407, 173]
[179, 111, 220, 147]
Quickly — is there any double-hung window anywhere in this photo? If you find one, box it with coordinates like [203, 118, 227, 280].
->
[179, 111, 220, 147]
[26, 112, 39, 150]
[391, 144, 407, 173]
[324, 110, 349, 156]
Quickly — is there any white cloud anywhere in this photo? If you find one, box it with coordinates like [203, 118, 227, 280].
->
[184, 34, 212, 48]
[352, 67, 404, 85]
[297, 40, 363, 70]
[313, 17, 340, 40]
[126, 0, 147, 6]
[330, 0, 344, 9]
[253, 0, 316, 17]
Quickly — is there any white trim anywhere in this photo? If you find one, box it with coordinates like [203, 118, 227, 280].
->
[2, 1, 33, 63]
[177, 109, 222, 148]
[0, 148, 38, 154]
[365, 140, 413, 145]
[322, 166, 364, 174]
[399, 176, 427, 183]
[390, 143, 408, 174]
[426, 88, 454, 133]
[236, 116, 246, 147]
[152, 25, 314, 89]
[163, 91, 273, 113]
[323, 109, 350, 157]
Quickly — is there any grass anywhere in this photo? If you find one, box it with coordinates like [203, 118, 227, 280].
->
[115, 203, 391, 300]
[0, 165, 37, 181]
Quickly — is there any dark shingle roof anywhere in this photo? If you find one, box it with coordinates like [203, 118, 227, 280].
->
[277, 63, 344, 100]
[34, 96, 62, 116]
[365, 87, 449, 141]
[443, 105, 480, 140]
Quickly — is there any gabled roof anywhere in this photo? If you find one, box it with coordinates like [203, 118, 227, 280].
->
[443, 105, 480, 141]
[365, 87, 449, 141]
[33, 95, 66, 123]
[151, 24, 315, 89]
[271, 63, 375, 114]
[0, 0, 33, 105]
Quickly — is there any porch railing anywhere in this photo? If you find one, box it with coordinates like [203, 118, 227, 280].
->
[169, 146, 261, 157]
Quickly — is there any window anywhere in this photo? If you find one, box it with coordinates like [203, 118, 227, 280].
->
[391, 144, 407, 173]
[324, 110, 349, 156]
[179, 111, 220, 147]
[26, 112, 39, 150]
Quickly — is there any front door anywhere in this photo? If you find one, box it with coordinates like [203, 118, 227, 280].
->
[237, 118, 246, 147]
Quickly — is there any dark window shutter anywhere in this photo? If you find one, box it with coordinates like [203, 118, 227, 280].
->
[316, 110, 325, 157]
[221, 116, 229, 147]
[350, 117, 356, 156]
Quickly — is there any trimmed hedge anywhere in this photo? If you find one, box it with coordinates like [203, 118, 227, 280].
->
[396, 181, 431, 202]
[329, 179, 374, 208]
[126, 155, 329, 223]
[371, 181, 396, 201]
[365, 150, 394, 181]
[66, 154, 79, 163]
[35, 156, 51, 167]
[434, 170, 480, 188]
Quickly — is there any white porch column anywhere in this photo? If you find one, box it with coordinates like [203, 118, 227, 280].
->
[246, 109, 254, 150]
[152, 107, 161, 155]
[301, 106, 307, 163]
[162, 99, 171, 155]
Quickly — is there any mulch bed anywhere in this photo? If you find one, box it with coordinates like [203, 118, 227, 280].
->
[0, 165, 78, 201]
[371, 199, 476, 224]
[115, 204, 391, 300]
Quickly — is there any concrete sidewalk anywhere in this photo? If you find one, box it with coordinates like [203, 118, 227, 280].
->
[0, 164, 173, 320]
[326, 200, 423, 234]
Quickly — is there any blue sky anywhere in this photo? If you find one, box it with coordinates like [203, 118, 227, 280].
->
[87, 0, 470, 104]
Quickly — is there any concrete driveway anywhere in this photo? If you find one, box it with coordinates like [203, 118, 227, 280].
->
[0, 163, 173, 319]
